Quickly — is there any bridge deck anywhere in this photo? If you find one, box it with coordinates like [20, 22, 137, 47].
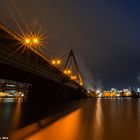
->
[0, 23, 82, 90]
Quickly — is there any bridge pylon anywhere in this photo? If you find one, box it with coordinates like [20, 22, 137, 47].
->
[61, 50, 84, 86]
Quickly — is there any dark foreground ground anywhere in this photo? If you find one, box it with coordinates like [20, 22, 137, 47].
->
[0, 97, 140, 140]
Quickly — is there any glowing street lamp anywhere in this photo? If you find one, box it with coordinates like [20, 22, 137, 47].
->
[52, 60, 56, 65]
[64, 69, 72, 75]
[71, 75, 77, 80]
[71, 76, 74, 80]
[33, 38, 39, 44]
[23, 35, 41, 47]
[64, 70, 67, 74]
[51, 59, 61, 66]
[73, 76, 77, 80]
[24, 38, 31, 44]
[67, 70, 71, 74]
[57, 60, 61, 64]
[79, 82, 83, 86]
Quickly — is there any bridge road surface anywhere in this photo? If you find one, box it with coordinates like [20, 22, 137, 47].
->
[9, 98, 140, 140]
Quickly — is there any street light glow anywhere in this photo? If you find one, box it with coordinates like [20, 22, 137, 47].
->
[52, 60, 56, 64]
[51, 59, 61, 65]
[71, 76, 74, 80]
[73, 76, 77, 80]
[67, 70, 71, 74]
[71, 75, 77, 80]
[33, 38, 39, 44]
[64, 70, 67, 74]
[57, 60, 61, 64]
[79, 82, 83, 86]
[22, 35, 41, 47]
[64, 69, 72, 75]
[24, 38, 31, 44]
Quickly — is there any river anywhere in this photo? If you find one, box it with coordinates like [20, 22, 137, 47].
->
[0, 98, 140, 140]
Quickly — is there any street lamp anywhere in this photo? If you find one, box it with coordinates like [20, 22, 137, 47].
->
[33, 38, 39, 44]
[64, 69, 72, 75]
[23, 35, 40, 47]
[24, 38, 31, 45]
[51, 59, 61, 66]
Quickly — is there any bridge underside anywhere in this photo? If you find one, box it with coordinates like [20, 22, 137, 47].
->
[0, 62, 86, 102]
[0, 23, 87, 102]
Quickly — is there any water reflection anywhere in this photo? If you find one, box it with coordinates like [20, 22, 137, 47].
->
[27, 109, 83, 140]
[0, 98, 16, 103]
[26, 99, 104, 140]
[10, 98, 22, 131]
[26, 98, 140, 140]
[2, 98, 140, 140]
[93, 98, 104, 140]
[0, 98, 22, 135]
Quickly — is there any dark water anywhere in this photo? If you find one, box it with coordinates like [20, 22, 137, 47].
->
[1, 98, 140, 140]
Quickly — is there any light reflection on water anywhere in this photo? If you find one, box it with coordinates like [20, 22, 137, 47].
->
[93, 98, 103, 140]
[0, 98, 23, 103]
[1, 98, 140, 140]
[0, 98, 22, 135]
[27, 108, 83, 140]
[27, 98, 140, 140]
[27, 99, 104, 140]
[10, 98, 22, 131]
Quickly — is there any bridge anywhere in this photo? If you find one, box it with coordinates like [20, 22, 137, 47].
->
[0, 23, 87, 102]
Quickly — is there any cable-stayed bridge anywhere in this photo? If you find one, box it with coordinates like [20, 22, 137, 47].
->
[0, 23, 87, 101]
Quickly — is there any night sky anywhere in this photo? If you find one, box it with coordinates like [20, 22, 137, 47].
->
[0, 0, 140, 89]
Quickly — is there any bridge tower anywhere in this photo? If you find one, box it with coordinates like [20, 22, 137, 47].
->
[62, 50, 84, 86]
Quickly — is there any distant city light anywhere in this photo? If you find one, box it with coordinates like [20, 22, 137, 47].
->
[96, 90, 100, 93]
[6, 84, 15, 87]
[137, 88, 140, 93]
